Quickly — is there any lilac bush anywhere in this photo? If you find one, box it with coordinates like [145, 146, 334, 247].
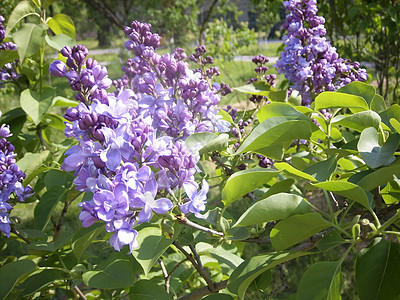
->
[0, 111, 32, 237]
[275, 0, 368, 105]
[0, 16, 19, 88]
[49, 21, 230, 252]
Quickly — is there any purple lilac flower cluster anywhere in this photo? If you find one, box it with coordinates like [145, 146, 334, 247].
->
[0, 111, 33, 237]
[0, 16, 19, 88]
[247, 55, 277, 104]
[50, 21, 228, 253]
[275, 0, 368, 105]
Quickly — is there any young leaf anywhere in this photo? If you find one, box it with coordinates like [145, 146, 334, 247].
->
[131, 224, 180, 275]
[218, 109, 235, 124]
[47, 13, 76, 38]
[233, 193, 310, 227]
[83, 259, 136, 289]
[0, 260, 37, 299]
[130, 280, 172, 299]
[235, 117, 312, 155]
[297, 261, 342, 300]
[13, 23, 48, 62]
[45, 34, 76, 51]
[270, 212, 331, 251]
[356, 238, 400, 300]
[222, 168, 279, 206]
[357, 127, 400, 168]
[5, 1, 39, 36]
[227, 250, 311, 299]
[312, 181, 370, 208]
[20, 87, 55, 125]
[314, 92, 369, 111]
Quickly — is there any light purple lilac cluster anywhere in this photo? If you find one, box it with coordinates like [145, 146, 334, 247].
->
[275, 0, 368, 105]
[0, 16, 19, 88]
[50, 21, 229, 253]
[0, 111, 33, 237]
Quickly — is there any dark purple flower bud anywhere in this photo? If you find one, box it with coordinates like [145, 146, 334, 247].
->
[64, 107, 80, 121]
[49, 60, 67, 77]
[61, 46, 72, 57]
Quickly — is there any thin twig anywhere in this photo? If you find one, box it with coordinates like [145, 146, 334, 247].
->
[176, 215, 224, 237]
[159, 258, 170, 293]
[74, 285, 87, 300]
[173, 241, 215, 292]
[177, 280, 228, 300]
[189, 244, 203, 269]
[10, 225, 31, 244]
[328, 191, 339, 208]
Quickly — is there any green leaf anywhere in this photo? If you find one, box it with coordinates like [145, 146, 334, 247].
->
[185, 132, 228, 154]
[44, 169, 74, 189]
[233, 193, 310, 227]
[0, 107, 27, 137]
[380, 104, 400, 132]
[51, 96, 79, 108]
[132, 224, 180, 275]
[129, 280, 172, 299]
[257, 102, 307, 123]
[17, 150, 50, 185]
[34, 185, 66, 230]
[20, 87, 55, 125]
[235, 117, 312, 156]
[0, 260, 37, 299]
[222, 168, 279, 206]
[357, 162, 400, 191]
[390, 118, 400, 134]
[72, 222, 105, 262]
[19, 269, 63, 297]
[269, 89, 288, 102]
[0, 50, 19, 68]
[370, 94, 386, 113]
[263, 178, 295, 198]
[13, 23, 48, 62]
[31, 0, 41, 8]
[47, 13, 76, 38]
[312, 181, 370, 208]
[357, 127, 400, 168]
[302, 155, 337, 182]
[227, 250, 310, 299]
[45, 34, 76, 50]
[5, 1, 39, 36]
[218, 109, 234, 124]
[43, 113, 67, 131]
[275, 162, 317, 182]
[234, 81, 274, 96]
[200, 133, 229, 154]
[356, 238, 400, 300]
[297, 261, 342, 300]
[43, 0, 58, 8]
[338, 81, 376, 106]
[270, 212, 330, 251]
[314, 92, 369, 111]
[83, 259, 135, 289]
[331, 110, 381, 132]
[316, 231, 346, 252]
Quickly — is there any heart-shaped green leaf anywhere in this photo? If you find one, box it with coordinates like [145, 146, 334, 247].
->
[358, 127, 400, 168]
[233, 193, 310, 227]
[13, 23, 47, 62]
[20, 87, 55, 125]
